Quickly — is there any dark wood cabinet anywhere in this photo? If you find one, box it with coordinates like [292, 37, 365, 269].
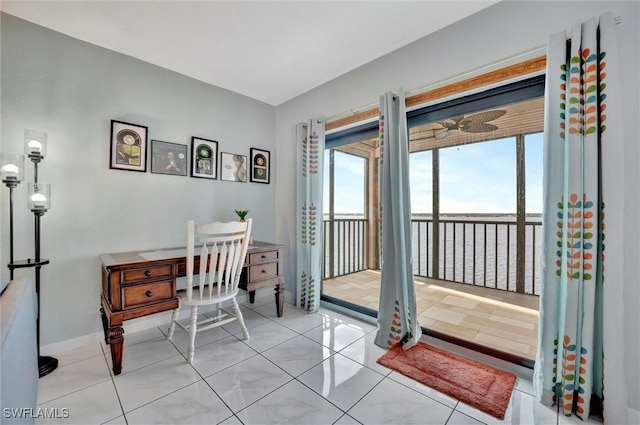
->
[100, 241, 284, 375]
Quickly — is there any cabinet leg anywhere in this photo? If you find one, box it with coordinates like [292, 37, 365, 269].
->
[249, 290, 256, 304]
[99, 307, 109, 345]
[106, 326, 124, 375]
[275, 283, 284, 317]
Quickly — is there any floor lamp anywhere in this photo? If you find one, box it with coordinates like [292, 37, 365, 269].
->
[1, 129, 58, 378]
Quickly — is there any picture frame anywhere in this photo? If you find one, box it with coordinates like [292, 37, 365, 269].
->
[249, 148, 270, 184]
[150, 140, 188, 176]
[110, 120, 148, 172]
[220, 152, 247, 183]
[191, 137, 218, 179]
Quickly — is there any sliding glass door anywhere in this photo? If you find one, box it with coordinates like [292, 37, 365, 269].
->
[321, 123, 381, 314]
[321, 75, 545, 366]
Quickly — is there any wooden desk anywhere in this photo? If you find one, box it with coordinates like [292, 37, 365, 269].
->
[99, 241, 284, 375]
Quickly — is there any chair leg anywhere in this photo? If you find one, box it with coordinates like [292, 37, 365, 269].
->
[187, 305, 198, 363]
[166, 306, 180, 340]
[232, 298, 249, 341]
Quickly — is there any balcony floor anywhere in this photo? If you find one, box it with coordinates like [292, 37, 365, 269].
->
[322, 269, 539, 360]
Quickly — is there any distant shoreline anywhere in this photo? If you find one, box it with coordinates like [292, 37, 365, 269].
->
[323, 213, 543, 218]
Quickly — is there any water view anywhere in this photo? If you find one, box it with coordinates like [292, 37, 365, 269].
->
[324, 213, 542, 295]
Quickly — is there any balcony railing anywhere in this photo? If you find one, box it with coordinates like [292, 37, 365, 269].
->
[323, 218, 368, 279]
[412, 218, 542, 295]
[323, 216, 542, 295]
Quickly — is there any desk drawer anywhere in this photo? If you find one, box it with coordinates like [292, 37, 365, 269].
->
[122, 280, 173, 309]
[249, 262, 278, 281]
[243, 276, 282, 292]
[122, 264, 173, 283]
[249, 251, 278, 264]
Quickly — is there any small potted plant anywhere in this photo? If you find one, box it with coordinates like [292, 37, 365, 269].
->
[234, 210, 252, 243]
[234, 210, 250, 221]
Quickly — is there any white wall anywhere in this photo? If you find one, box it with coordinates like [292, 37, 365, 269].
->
[1, 14, 276, 345]
[274, 1, 639, 410]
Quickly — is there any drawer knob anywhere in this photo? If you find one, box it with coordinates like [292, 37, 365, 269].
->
[261, 255, 266, 259]
[261, 269, 267, 274]
[145, 290, 154, 297]
[144, 270, 152, 277]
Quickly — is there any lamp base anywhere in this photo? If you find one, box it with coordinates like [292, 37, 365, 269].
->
[38, 355, 58, 378]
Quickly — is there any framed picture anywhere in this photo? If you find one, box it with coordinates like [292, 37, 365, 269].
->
[191, 137, 218, 179]
[150, 140, 187, 176]
[110, 120, 148, 172]
[249, 148, 270, 184]
[220, 152, 247, 183]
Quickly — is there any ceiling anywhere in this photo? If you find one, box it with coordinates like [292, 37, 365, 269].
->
[1, 1, 500, 106]
[408, 97, 544, 152]
[336, 97, 545, 157]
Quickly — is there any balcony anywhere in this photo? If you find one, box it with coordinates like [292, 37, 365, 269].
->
[323, 92, 545, 363]
[322, 216, 541, 361]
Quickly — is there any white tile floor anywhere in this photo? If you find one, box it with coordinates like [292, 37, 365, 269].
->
[36, 297, 598, 425]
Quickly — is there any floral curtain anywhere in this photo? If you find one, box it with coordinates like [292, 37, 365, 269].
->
[374, 92, 421, 350]
[296, 120, 325, 313]
[534, 12, 628, 423]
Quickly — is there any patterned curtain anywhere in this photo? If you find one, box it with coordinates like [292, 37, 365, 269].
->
[534, 13, 628, 423]
[374, 92, 421, 350]
[296, 120, 325, 313]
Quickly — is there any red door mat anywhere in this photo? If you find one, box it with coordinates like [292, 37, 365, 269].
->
[377, 342, 517, 420]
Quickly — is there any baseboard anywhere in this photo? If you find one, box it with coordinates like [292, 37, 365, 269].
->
[40, 329, 106, 356]
[41, 288, 285, 356]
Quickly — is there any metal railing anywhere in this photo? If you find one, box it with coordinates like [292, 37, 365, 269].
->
[323, 217, 542, 295]
[411, 218, 542, 295]
[323, 218, 368, 279]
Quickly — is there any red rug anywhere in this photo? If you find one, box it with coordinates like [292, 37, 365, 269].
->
[377, 342, 516, 420]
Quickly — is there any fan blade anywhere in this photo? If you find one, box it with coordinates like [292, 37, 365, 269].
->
[438, 116, 466, 129]
[462, 110, 507, 124]
[460, 123, 499, 133]
[435, 130, 450, 139]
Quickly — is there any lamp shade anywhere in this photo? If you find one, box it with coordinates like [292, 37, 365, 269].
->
[24, 129, 48, 158]
[28, 182, 51, 211]
[1, 153, 26, 182]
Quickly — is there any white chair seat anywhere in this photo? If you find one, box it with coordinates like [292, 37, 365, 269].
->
[176, 288, 238, 307]
[167, 219, 252, 363]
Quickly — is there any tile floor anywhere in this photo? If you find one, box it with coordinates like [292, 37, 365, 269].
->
[323, 270, 540, 360]
[36, 296, 598, 425]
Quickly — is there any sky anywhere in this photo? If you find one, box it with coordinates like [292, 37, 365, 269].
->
[323, 132, 543, 215]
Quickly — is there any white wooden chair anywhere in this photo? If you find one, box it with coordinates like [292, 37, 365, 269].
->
[167, 219, 252, 363]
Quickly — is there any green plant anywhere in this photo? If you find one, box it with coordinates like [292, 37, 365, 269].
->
[234, 209, 250, 220]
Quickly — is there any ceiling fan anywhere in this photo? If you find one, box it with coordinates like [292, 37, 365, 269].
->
[429, 109, 507, 140]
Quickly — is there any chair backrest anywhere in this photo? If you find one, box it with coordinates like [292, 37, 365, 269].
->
[185, 219, 253, 302]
